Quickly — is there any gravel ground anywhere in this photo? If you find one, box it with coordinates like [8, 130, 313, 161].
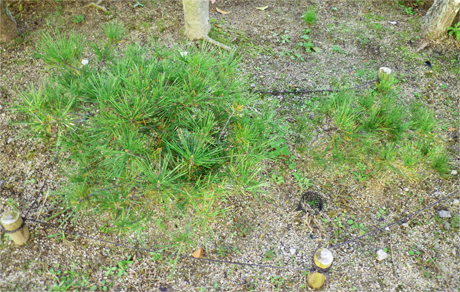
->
[1, 0, 459, 291]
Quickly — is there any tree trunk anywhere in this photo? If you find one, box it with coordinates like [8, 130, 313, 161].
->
[421, 0, 460, 39]
[182, 0, 210, 41]
[0, 1, 18, 43]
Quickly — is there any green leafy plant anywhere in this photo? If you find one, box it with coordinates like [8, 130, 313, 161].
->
[279, 34, 290, 44]
[292, 172, 312, 190]
[403, 6, 416, 15]
[72, 15, 84, 24]
[304, 72, 450, 181]
[332, 45, 343, 54]
[296, 29, 321, 53]
[447, 21, 460, 41]
[268, 139, 291, 158]
[263, 249, 276, 261]
[12, 22, 277, 259]
[48, 265, 94, 291]
[352, 162, 369, 182]
[302, 6, 318, 25]
[133, 1, 144, 8]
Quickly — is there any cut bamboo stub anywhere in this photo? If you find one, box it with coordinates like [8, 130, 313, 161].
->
[313, 248, 333, 269]
[1, 211, 29, 245]
[307, 272, 326, 290]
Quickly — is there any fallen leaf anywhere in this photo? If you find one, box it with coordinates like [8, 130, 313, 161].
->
[210, 8, 216, 12]
[448, 127, 456, 132]
[192, 248, 204, 258]
[255, 6, 269, 10]
[216, 7, 230, 14]
[312, 47, 322, 52]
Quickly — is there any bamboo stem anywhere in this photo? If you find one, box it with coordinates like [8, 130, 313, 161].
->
[1, 211, 29, 245]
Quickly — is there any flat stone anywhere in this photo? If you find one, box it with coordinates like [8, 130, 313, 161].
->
[376, 249, 388, 261]
[451, 170, 458, 175]
[438, 210, 451, 218]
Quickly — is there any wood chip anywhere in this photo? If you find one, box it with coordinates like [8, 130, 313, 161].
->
[192, 247, 204, 258]
[216, 7, 230, 15]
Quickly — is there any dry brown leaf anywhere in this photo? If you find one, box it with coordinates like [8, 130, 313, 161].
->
[216, 7, 230, 15]
[255, 6, 269, 10]
[448, 127, 456, 132]
[192, 247, 204, 258]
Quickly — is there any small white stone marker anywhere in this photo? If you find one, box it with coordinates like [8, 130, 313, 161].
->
[376, 249, 388, 261]
[314, 248, 333, 269]
[438, 210, 451, 218]
[453, 199, 459, 207]
[307, 248, 334, 290]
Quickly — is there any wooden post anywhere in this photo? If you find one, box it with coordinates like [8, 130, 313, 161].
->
[1, 211, 29, 245]
[307, 248, 333, 290]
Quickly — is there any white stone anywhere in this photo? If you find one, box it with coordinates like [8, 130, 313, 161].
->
[389, 21, 397, 25]
[376, 249, 388, 261]
[451, 170, 458, 175]
[438, 210, 451, 218]
[81, 59, 89, 65]
[290, 248, 296, 256]
[7, 138, 13, 143]
[453, 199, 459, 207]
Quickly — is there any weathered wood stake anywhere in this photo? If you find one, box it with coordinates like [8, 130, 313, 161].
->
[1, 211, 29, 245]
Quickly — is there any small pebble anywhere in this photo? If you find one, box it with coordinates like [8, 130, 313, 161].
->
[289, 248, 296, 256]
[438, 210, 451, 218]
[444, 222, 450, 230]
[376, 249, 388, 261]
[453, 199, 459, 207]
[451, 170, 458, 175]
[389, 21, 397, 25]
[7, 138, 14, 144]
